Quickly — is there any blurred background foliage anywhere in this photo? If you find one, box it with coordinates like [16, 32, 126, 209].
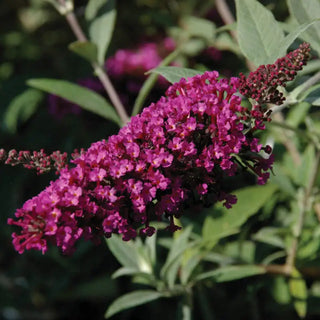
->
[1, 0, 320, 319]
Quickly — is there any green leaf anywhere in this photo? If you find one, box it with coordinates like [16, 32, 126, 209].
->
[105, 290, 164, 318]
[85, 0, 116, 65]
[297, 227, 320, 260]
[272, 276, 291, 304]
[68, 40, 98, 63]
[160, 227, 194, 285]
[216, 22, 237, 33]
[106, 235, 141, 269]
[111, 267, 140, 279]
[289, 268, 308, 319]
[287, 0, 320, 55]
[181, 39, 207, 56]
[269, 164, 296, 196]
[224, 241, 256, 264]
[196, 265, 265, 282]
[181, 16, 216, 41]
[144, 233, 157, 267]
[253, 227, 286, 248]
[298, 84, 320, 106]
[235, 0, 285, 65]
[272, 20, 320, 62]
[287, 102, 311, 128]
[27, 78, 121, 126]
[180, 252, 202, 285]
[3, 88, 43, 133]
[166, 256, 183, 289]
[149, 66, 202, 84]
[294, 144, 315, 188]
[202, 184, 278, 248]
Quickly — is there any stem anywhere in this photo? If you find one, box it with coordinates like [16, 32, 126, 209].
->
[64, 10, 87, 42]
[93, 64, 130, 124]
[260, 263, 320, 278]
[180, 289, 193, 320]
[60, 3, 129, 125]
[285, 150, 320, 273]
[215, 0, 237, 40]
[132, 48, 181, 116]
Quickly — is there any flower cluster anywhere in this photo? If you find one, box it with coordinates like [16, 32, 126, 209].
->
[8, 71, 273, 255]
[106, 38, 176, 80]
[0, 148, 68, 174]
[239, 42, 311, 105]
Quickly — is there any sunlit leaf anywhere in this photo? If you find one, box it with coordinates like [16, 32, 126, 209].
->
[149, 66, 202, 84]
[287, 0, 320, 55]
[202, 184, 278, 248]
[272, 276, 291, 305]
[272, 20, 320, 62]
[236, 0, 285, 65]
[289, 268, 308, 319]
[160, 226, 195, 287]
[180, 251, 202, 285]
[106, 235, 141, 269]
[85, 0, 116, 65]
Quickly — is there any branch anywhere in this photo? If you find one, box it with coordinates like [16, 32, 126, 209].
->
[57, 1, 129, 125]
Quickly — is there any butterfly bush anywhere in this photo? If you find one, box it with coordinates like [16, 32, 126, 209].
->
[8, 70, 274, 255]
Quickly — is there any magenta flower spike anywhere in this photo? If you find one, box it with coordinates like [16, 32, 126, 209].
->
[8, 71, 273, 255]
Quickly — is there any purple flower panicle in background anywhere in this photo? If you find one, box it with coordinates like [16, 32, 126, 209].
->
[106, 38, 175, 80]
[8, 71, 273, 255]
[239, 43, 311, 105]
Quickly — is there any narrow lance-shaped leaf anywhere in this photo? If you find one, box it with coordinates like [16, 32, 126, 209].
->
[195, 265, 265, 282]
[272, 20, 320, 62]
[68, 40, 98, 63]
[85, 0, 116, 65]
[105, 290, 164, 318]
[4, 88, 43, 134]
[287, 0, 320, 55]
[202, 184, 278, 248]
[160, 226, 193, 279]
[106, 235, 141, 269]
[149, 66, 202, 84]
[235, 0, 285, 65]
[289, 268, 308, 319]
[27, 78, 121, 126]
